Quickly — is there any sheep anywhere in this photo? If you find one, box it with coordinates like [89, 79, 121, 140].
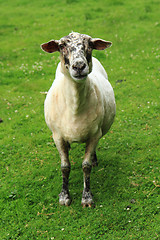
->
[41, 32, 116, 207]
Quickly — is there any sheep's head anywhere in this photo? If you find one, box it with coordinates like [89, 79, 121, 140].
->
[41, 32, 112, 81]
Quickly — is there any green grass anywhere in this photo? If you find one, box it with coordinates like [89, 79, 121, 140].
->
[0, 0, 160, 239]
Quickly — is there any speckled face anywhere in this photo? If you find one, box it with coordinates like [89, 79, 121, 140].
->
[41, 32, 112, 81]
[59, 32, 93, 81]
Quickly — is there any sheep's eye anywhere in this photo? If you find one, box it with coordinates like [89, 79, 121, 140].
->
[59, 41, 68, 50]
[59, 44, 64, 50]
[88, 41, 93, 49]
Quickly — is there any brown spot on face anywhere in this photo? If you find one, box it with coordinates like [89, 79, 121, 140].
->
[86, 50, 92, 64]
[71, 46, 77, 52]
[64, 56, 70, 66]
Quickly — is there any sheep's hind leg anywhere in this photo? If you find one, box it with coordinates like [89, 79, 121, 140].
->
[92, 151, 98, 167]
[53, 133, 71, 206]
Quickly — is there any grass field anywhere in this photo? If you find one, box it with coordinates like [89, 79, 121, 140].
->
[0, 0, 160, 239]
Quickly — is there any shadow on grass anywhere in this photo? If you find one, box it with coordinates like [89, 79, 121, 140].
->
[66, 144, 131, 207]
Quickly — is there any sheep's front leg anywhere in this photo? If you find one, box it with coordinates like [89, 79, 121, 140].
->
[82, 132, 101, 207]
[53, 133, 71, 206]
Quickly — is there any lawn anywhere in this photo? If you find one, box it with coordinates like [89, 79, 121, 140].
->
[0, 0, 160, 239]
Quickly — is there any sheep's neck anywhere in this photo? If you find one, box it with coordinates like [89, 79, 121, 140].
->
[64, 77, 89, 115]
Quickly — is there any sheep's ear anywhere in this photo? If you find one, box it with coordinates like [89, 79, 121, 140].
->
[41, 40, 59, 53]
[92, 38, 112, 50]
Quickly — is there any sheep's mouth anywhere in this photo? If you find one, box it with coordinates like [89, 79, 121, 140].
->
[74, 74, 87, 80]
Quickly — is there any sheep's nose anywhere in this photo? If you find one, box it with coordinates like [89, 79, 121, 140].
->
[72, 62, 86, 72]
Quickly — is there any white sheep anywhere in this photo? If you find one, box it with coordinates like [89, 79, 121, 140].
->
[41, 32, 116, 207]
